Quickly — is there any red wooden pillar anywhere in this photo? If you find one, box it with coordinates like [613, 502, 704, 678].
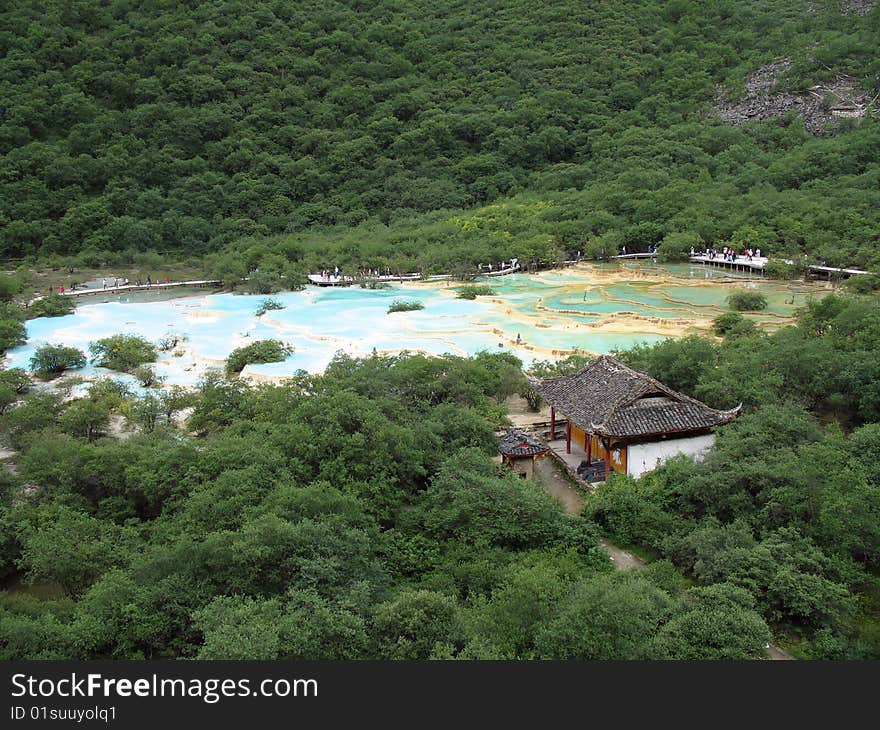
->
[604, 439, 611, 481]
[549, 406, 556, 440]
[565, 420, 571, 454]
[586, 432, 591, 463]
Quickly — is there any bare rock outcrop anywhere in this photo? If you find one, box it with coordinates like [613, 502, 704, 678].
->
[839, 1, 876, 16]
[711, 59, 873, 134]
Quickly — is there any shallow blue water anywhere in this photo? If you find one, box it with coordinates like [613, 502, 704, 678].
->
[7, 264, 823, 385]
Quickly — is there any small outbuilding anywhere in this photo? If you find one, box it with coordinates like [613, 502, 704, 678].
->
[535, 355, 740, 481]
[498, 428, 548, 480]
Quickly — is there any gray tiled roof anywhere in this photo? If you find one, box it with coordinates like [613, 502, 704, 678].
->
[535, 355, 739, 438]
[498, 428, 548, 457]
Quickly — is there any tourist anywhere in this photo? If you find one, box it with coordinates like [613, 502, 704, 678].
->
[621, 245, 627, 255]
[166, 275, 170, 284]
[756, 248, 762, 258]
[102, 278, 106, 289]
[147, 275, 152, 285]
[59, 285, 64, 294]
[516, 333, 521, 344]
[690, 246, 695, 257]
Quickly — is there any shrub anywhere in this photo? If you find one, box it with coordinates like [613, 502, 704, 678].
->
[225, 339, 293, 375]
[456, 285, 496, 300]
[29, 344, 87, 377]
[0, 304, 27, 354]
[763, 260, 800, 280]
[712, 312, 756, 337]
[844, 274, 880, 295]
[242, 271, 283, 294]
[26, 295, 75, 319]
[519, 382, 542, 411]
[0, 368, 31, 414]
[387, 300, 424, 313]
[0, 274, 24, 302]
[89, 334, 157, 372]
[657, 231, 701, 263]
[726, 291, 768, 311]
[157, 333, 185, 351]
[132, 365, 165, 388]
[255, 298, 285, 317]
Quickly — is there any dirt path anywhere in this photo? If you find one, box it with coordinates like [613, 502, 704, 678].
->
[534, 457, 642, 569]
[505, 394, 551, 430]
[533, 457, 584, 515]
[532, 453, 789, 659]
[767, 644, 794, 660]
[597, 538, 646, 570]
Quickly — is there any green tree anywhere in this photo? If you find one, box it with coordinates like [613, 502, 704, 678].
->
[649, 583, 771, 659]
[17, 506, 140, 597]
[535, 572, 673, 659]
[28, 344, 87, 378]
[372, 590, 463, 660]
[27, 295, 75, 319]
[727, 291, 768, 311]
[225, 340, 292, 375]
[0, 368, 30, 414]
[657, 231, 701, 262]
[58, 398, 111, 441]
[89, 335, 156, 372]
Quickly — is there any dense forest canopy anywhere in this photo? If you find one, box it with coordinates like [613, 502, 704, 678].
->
[1, 297, 880, 659]
[1, 1, 879, 270]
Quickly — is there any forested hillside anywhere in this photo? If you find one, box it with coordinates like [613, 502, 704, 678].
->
[1, 1, 878, 268]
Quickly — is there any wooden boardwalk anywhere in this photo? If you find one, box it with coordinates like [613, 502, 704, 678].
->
[613, 252, 873, 278]
[807, 264, 873, 277]
[308, 273, 422, 286]
[480, 263, 521, 277]
[31, 279, 222, 304]
[688, 254, 767, 273]
[307, 263, 520, 286]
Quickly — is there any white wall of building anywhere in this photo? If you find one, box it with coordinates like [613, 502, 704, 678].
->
[627, 433, 716, 479]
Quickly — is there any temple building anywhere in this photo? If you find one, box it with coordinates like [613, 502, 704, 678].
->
[498, 428, 549, 480]
[535, 355, 740, 481]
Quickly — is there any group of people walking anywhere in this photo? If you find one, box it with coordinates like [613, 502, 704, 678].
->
[319, 266, 401, 280]
[99, 275, 171, 289]
[696, 246, 762, 262]
[478, 258, 518, 273]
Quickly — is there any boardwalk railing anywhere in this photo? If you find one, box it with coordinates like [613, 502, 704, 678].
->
[308, 263, 521, 286]
[30, 279, 222, 305]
